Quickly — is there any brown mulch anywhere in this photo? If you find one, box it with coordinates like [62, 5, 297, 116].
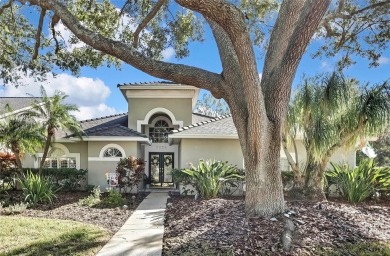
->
[163, 197, 390, 255]
[2, 191, 148, 233]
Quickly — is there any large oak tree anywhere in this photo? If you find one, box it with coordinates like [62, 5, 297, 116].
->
[1, 0, 390, 216]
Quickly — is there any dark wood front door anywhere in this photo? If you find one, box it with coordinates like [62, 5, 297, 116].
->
[149, 152, 174, 187]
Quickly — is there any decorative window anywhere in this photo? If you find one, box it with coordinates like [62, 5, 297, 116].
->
[103, 147, 123, 157]
[40, 157, 76, 169]
[149, 120, 173, 143]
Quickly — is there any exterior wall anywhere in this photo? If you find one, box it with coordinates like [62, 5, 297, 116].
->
[87, 141, 138, 190]
[282, 140, 356, 168]
[127, 98, 193, 130]
[179, 139, 244, 169]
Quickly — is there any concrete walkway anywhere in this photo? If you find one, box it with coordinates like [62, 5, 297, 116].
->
[96, 192, 169, 256]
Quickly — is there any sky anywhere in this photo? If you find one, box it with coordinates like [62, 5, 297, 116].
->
[0, 4, 389, 120]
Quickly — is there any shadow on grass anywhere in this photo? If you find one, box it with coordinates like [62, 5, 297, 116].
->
[316, 241, 390, 256]
[1, 228, 108, 256]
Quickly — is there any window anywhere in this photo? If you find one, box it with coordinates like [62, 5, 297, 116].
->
[40, 157, 76, 168]
[149, 120, 173, 143]
[103, 147, 123, 157]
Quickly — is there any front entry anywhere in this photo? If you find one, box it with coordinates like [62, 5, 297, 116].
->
[149, 152, 174, 187]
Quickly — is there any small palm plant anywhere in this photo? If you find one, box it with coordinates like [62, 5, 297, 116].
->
[181, 160, 244, 199]
[19, 171, 60, 205]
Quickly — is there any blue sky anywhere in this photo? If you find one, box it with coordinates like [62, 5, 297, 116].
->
[0, 5, 389, 120]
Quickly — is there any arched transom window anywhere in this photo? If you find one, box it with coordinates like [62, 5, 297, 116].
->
[103, 147, 123, 157]
[149, 119, 173, 143]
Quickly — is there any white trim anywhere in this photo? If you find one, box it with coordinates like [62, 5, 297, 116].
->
[169, 134, 238, 139]
[34, 143, 80, 169]
[56, 137, 150, 142]
[0, 102, 45, 119]
[137, 107, 183, 132]
[88, 157, 122, 162]
[99, 143, 126, 158]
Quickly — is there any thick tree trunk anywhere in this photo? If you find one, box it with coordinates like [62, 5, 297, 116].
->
[243, 124, 285, 216]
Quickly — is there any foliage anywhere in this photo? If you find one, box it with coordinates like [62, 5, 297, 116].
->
[358, 133, 390, 167]
[115, 156, 145, 193]
[79, 186, 101, 207]
[284, 72, 390, 197]
[99, 188, 127, 208]
[0, 216, 110, 256]
[0, 153, 18, 190]
[180, 160, 244, 199]
[1, 202, 28, 215]
[25, 87, 83, 173]
[18, 171, 59, 204]
[0, 115, 44, 171]
[326, 159, 390, 203]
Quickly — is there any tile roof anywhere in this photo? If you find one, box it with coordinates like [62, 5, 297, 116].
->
[0, 97, 42, 115]
[117, 81, 178, 87]
[171, 114, 237, 136]
[82, 124, 148, 137]
[191, 113, 213, 124]
[57, 113, 147, 139]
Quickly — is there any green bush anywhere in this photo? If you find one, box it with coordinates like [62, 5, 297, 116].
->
[326, 159, 390, 203]
[1, 202, 28, 215]
[100, 189, 127, 207]
[181, 160, 244, 199]
[18, 172, 59, 204]
[79, 186, 101, 207]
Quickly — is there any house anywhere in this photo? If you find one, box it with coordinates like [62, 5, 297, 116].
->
[1, 82, 356, 191]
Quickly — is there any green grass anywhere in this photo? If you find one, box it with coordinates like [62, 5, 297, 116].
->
[316, 241, 390, 256]
[0, 216, 111, 256]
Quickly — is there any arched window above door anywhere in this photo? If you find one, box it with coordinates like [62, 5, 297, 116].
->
[149, 117, 173, 143]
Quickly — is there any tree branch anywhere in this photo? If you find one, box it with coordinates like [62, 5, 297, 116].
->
[20, 0, 224, 95]
[32, 8, 46, 60]
[50, 13, 61, 54]
[0, 0, 13, 15]
[133, 0, 166, 48]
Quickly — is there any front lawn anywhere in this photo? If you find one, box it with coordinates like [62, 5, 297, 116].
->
[0, 216, 110, 256]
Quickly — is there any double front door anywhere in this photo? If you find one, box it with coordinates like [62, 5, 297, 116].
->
[149, 152, 174, 186]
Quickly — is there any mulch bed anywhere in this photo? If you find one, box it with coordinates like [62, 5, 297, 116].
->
[1, 191, 148, 233]
[163, 196, 390, 255]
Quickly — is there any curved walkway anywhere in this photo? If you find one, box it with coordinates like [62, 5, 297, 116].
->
[96, 192, 169, 256]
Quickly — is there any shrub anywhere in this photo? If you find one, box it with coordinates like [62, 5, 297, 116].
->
[326, 159, 390, 203]
[79, 186, 101, 207]
[99, 188, 127, 208]
[181, 160, 244, 199]
[1, 202, 28, 215]
[115, 157, 145, 193]
[18, 172, 59, 205]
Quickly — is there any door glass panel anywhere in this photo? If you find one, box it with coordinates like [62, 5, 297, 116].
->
[150, 154, 160, 183]
[163, 154, 173, 183]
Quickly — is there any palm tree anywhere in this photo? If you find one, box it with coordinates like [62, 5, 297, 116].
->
[283, 73, 390, 200]
[0, 116, 44, 172]
[26, 87, 83, 174]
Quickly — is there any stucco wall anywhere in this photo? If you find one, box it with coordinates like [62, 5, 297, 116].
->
[180, 139, 244, 169]
[127, 98, 193, 130]
[282, 140, 356, 168]
[87, 141, 138, 190]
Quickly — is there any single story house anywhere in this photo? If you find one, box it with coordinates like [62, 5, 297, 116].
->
[1, 82, 356, 191]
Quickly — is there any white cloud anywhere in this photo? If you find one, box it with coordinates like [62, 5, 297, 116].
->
[55, 21, 86, 51]
[378, 56, 389, 65]
[259, 73, 262, 80]
[0, 73, 118, 120]
[73, 104, 118, 120]
[320, 61, 333, 71]
[162, 47, 175, 61]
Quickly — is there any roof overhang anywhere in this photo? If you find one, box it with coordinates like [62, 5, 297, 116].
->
[56, 136, 151, 144]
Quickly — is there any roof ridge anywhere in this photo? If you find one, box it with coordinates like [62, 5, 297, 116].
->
[171, 114, 232, 134]
[191, 112, 215, 118]
[79, 112, 128, 123]
[117, 81, 176, 87]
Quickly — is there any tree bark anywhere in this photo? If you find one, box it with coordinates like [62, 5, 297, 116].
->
[39, 127, 54, 175]
[11, 143, 23, 174]
[303, 155, 328, 200]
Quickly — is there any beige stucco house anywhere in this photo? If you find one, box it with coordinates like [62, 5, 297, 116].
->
[1, 82, 356, 190]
